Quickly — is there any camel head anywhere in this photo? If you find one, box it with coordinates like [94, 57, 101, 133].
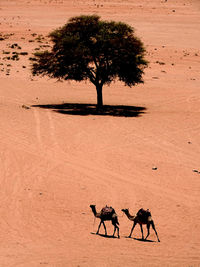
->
[90, 205, 99, 218]
[89, 205, 97, 214]
[121, 208, 129, 213]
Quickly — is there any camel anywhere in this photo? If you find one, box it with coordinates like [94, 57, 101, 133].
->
[90, 205, 120, 238]
[121, 208, 160, 242]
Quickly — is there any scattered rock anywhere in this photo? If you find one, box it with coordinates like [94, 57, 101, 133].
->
[152, 167, 157, 170]
[192, 169, 198, 173]
[20, 52, 28, 56]
[156, 60, 165, 65]
[22, 104, 30, 109]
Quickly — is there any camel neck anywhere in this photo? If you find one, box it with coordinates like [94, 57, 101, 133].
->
[125, 211, 135, 220]
[91, 207, 97, 216]
[91, 206, 101, 218]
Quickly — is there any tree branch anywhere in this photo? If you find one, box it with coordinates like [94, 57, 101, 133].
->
[86, 69, 96, 84]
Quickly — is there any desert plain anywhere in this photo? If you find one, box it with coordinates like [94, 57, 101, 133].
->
[0, 0, 200, 266]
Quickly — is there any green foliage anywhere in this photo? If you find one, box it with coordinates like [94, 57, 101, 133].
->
[31, 15, 148, 106]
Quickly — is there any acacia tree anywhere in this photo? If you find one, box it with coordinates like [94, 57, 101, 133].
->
[31, 15, 147, 108]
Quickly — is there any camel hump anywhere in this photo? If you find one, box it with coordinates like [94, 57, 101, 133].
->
[101, 205, 115, 216]
[137, 208, 152, 220]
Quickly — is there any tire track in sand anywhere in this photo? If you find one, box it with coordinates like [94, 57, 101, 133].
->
[33, 108, 43, 147]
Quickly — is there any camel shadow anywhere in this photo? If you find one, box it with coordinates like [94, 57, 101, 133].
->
[133, 237, 156, 242]
[32, 103, 146, 117]
[90, 232, 118, 239]
[124, 236, 156, 242]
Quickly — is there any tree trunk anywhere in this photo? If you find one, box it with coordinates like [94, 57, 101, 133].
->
[96, 84, 103, 108]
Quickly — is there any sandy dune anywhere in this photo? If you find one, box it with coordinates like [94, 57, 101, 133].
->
[0, 0, 200, 266]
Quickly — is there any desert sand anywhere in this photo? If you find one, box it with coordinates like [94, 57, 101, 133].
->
[0, 0, 200, 266]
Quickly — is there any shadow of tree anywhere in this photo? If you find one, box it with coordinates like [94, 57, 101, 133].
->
[32, 103, 146, 117]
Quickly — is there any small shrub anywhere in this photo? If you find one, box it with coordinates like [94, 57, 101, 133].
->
[10, 43, 18, 48]
[20, 52, 28, 55]
[39, 44, 50, 48]
[3, 56, 11, 60]
[10, 43, 21, 49]
[35, 35, 45, 42]
[29, 57, 37, 61]
[3, 51, 10, 54]
[11, 54, 19, 60]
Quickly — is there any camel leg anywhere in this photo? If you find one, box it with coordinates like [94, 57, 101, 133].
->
[116, 225, 120, 238]
[112, 224, 120, 238]
[96, 221, 102, 234]
[129, 221, 137, 238]
[113, 225, 116, 237]
[151, 221, 160, 242]
[145, 223, 150, 240]
[102, 221, 107, 236]
[140, 224, 144, 239]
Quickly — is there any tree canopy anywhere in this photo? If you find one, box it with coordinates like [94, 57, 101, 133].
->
[31, 15, 148, 107]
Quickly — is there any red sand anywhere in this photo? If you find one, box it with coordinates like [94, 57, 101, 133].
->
[0, 0, 200, 266]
